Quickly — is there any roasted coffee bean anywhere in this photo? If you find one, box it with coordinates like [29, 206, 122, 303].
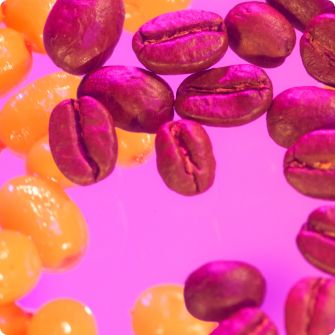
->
[266, 0, 335, 31]
[301, 14, 335, 86]
[175, 64, 273, 127]
[77, 66, 174, 133]
[210, 308, 278, 335]
[225, 2, 296, 67]
[285, 277, 335, 335]
[297, 206, 335, 275]
[284, 130, 335, 200]
[49, 96, 118, 186]
[184, 260, 266, 322]
[267, 86, 335, 148]
[132, 9, 228, 75]
[155, 120, 215, 196]
[43, 0, 124, 75]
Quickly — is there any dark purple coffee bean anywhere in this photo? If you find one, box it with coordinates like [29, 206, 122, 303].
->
[155, 120, 215, 196]
[49, 96, 118, 186]
[267, 86, 335, 148]
[184, 260, 266, 321]
[77, 66, 174, 133]
[132, 10, 228, 75]
[297, 206, 335, 275]
[43, 0, 124, 75]
[266, 0, 335, 31]
[210, 307, 278, 335]
[225, 1, 296, 67]
[175, 64, 273, 127]
[285, 277, 335, 335]
[300, 14, 335, 86]
[284, 129, 335, 200]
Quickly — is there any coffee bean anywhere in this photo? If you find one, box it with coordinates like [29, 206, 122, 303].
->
[284, 129, 335, 200]
[43, 0, 124, 75]
[155, 120, 215, 196]
[49, 96, 118, 186]
[210, 307, 278, 335]
[297, 206, 335, 275]
[183, 260, 266, 321]
[301, 14, 335, 86]
[132, 9, 228, 75]
[175, 64, 273, 127]
[266, 0, 335, 31]
[285, 277, 335, 335]
[267, 86, 335, 148]
[77, 66, 174, 133]
[225, 2, 296, 67]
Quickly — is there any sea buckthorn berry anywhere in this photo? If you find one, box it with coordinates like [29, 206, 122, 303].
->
[0, 176, 88, 271]
[0, 230, 42, 305]
[0, 72, 80, 154]
[28, 299, 98, 335]
[0, 303, 32, 335]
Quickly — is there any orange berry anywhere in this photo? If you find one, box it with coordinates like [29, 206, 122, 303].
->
[131, 284, 217, 335]
[28, 299, 98, 335]
[0, 303, 32, 335]
[0, 176, 88, 271]
[2, 0, 56, 53]
[0, 6, 4, 22]
[116, 128, 155, 167]
[0, 71, 80, 154]
[0, 27, 32, 96]
[0, 230, 42, 305]
[26, 135, 73, 188]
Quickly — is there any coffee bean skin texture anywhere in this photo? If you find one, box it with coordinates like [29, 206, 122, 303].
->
[132, 10, 228, 75]
[184, 260, 266, 321]
[267, 86, 335, 148]
[155, 120, 216, 196]
[44, 0, 125, 75]
[285, 277, 335, 335]
[49, 96, 118, 186]
[225, 1, 296, 67]
[77, 66, 174, 133]
[175, 64, 273, 127]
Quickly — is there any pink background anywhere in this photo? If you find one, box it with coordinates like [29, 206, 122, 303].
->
[0, 0, 333, 333]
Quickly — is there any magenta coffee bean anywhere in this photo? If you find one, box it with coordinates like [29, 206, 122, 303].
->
[155, 120, 215, 196]
[43, 0, 124, 75]
[132, 10, 228, 75]
[175, 64, 273, 127]
[267, 86, 335, 148]
[301, 14, 335, 86]
[225, 2, 296, 67]
[77, 66, 174, 133]
[184, 260, 266, 321]
[297, 206, 335, 275]
[285, 277, 335, 335]
[266, 0, 335, 31]
[284, 129, 335, 200]
[49, 96, 118, 186]
[210, 308, 278, 335]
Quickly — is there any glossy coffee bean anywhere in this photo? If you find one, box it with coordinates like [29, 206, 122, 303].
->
[284, 129, 335, 200]
[77, 66, 174, 133]
[301, 14, 335, 86]
[43, 0, 124, 75]
[132, 9, 228, 75]
[155, 120, 215, 196]
[297, 206, 335, 275]
[184, 260, 266, 321]
[175, 64, 273, 127]
[267, 86, 335, 148]
[49, 96, 118, 186]
[210, 308, 278, 335]
[225, 1, 296, 67]
[285, 277, 335, 335]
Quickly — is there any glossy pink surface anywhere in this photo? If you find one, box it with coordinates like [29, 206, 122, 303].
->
[0, 1, 332, 334]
